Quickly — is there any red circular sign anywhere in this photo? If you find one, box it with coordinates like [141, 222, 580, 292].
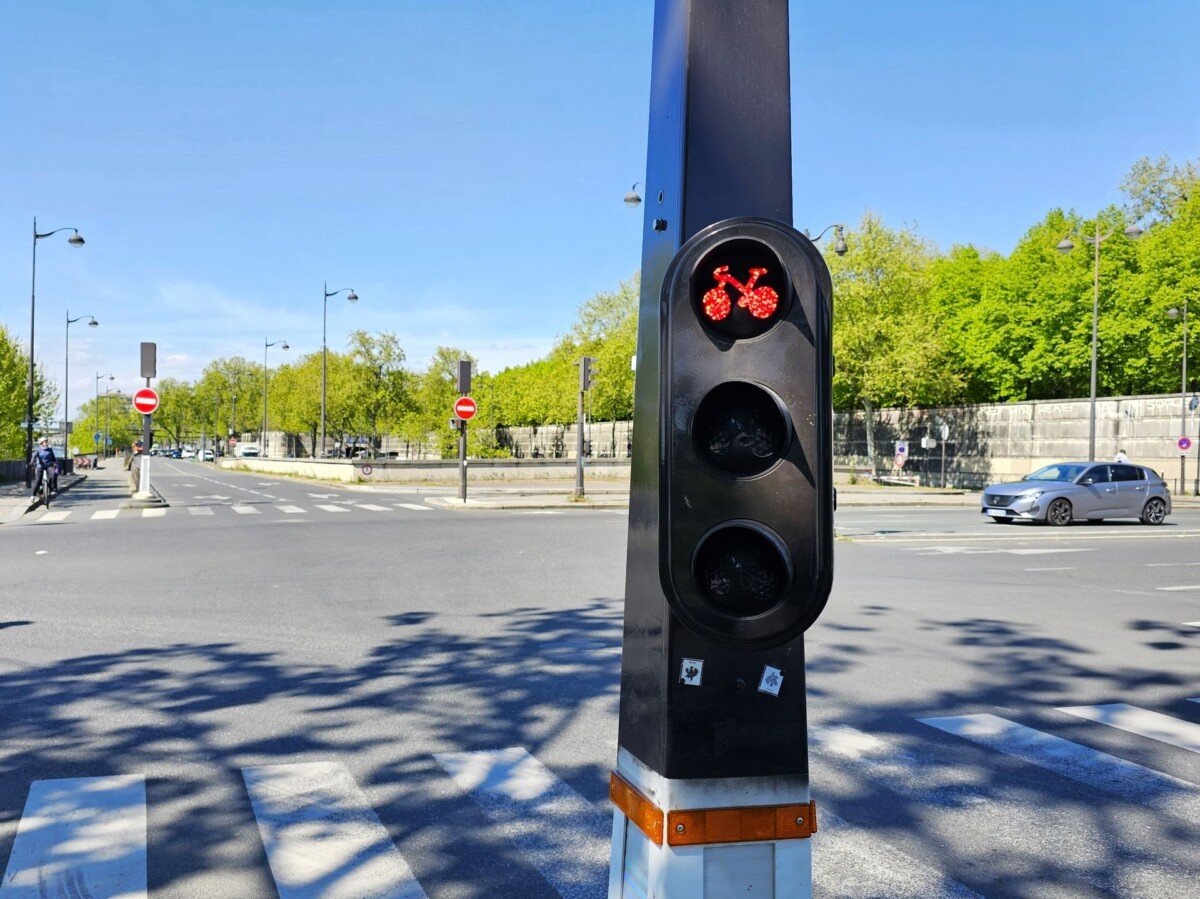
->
[132, 388, 160, 415]
[454, 396, 478, 421]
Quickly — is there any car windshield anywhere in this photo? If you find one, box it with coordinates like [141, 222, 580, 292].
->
[1023, 463, 1089, 482]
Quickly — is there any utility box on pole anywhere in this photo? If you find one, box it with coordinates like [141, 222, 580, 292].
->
[609, 2, 834, 896]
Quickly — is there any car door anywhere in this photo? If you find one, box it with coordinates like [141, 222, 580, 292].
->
[1073, 464, 1117, 517]
[1112, 464, 1148, 516]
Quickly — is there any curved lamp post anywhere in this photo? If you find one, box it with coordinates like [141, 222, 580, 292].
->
[1167, 299, 1191, 494]
[262, 338, 289, 457]
[1057, 219, 1143, 460]
[26, 219, 85, 486]
[807, 223, 849, 256]
[94, 372, 114, 462]
[321, 283, 358, 458]
[63, 312, 99, 455]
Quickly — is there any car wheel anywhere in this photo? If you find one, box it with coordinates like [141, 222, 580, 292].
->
[1140, 497, 1167, 525]
[990, 516, 1014, 524]
[1046, 498, 1073, 526]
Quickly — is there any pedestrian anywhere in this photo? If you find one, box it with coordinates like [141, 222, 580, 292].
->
[1114, 448, 1129, 463]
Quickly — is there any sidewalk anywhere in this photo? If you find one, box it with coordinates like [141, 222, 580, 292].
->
[0, 460, 134, 524]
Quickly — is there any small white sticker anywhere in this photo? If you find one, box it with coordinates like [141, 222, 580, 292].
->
[758, 665, 783, 697]
[679, 658, 704, 686]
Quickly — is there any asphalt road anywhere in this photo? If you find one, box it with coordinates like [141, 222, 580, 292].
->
[1, 460, 1198, 898]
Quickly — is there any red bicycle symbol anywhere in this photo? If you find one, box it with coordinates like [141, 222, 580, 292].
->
[701, 266, 779, 321]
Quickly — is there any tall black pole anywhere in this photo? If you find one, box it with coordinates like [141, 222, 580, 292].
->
[25, 219, 38, 488]
[321, 282, 328, 458]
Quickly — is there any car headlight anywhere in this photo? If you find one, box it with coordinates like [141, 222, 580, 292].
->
[1023, 491, 1044, 501]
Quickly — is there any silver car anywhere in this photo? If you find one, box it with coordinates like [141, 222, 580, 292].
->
[981, 462, 1171, 526]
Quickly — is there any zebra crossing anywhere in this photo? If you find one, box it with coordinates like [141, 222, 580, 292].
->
[3, 698, 1197, 898]
[14, 499, 440, 524]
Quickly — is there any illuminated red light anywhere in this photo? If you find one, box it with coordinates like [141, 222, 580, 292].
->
[701, 265, 779, 322]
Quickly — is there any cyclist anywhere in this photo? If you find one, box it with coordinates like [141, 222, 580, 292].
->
[30, 437, 58, 501]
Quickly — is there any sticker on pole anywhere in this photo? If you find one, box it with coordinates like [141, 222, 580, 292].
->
[1179, 436, 1193, 453]
[679, 658, 704, 687]
[454, 396, 478, 421]
[132, 388, 160, 415]
[757, 665, 783, 697]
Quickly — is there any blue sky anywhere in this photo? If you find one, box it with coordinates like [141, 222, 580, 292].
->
[2, 1, 1197, 421]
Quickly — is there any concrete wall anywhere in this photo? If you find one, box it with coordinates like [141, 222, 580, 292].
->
[219, 456, 632, 483]
[835, 392, 1200, 490]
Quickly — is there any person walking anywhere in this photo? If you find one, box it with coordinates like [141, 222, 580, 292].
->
[1114, 448, 1130, 463]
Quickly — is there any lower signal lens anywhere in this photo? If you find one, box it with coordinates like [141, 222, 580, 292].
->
[693, 523, 790, 617]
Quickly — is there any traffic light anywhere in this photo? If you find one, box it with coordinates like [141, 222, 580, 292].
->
[579, 355, 594, 392]
[618, 216, 833, 780]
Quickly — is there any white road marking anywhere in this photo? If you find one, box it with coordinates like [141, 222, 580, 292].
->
[315, 505, 349, 513]
[242, 762, 427, 899]
[188, 507, 214, 516]
[0, 774, 147, 897]
[309, 493, 340, 499]
[1146, 562, 1200, 567]
[1058, 704, 1200, 754]
[920, 714, 1200, 820]
[232, 505, 260, 515]
[395, 504, 431, 512]
[1157, 585, 1200, 592]
[436, 747, 609, 899]
[91, 509, 120, 520]
[513, 511, 564, 516]
[911, 546, 1093, 556]
[38, 510, 71, 522]
[357, 504, 392, 512]
[1024, 566, 1075, 572]
[141, 508, 166, 518]
[814, 810, 983, 899]
[277, 506, 307, 514]
[1184, 623, 1200, 629]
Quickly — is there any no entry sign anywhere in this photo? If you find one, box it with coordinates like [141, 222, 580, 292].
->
[133, 388, 160, 415]
[454, 396, 478, 421]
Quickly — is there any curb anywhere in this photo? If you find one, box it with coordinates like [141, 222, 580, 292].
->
[428, 496, 629, 511]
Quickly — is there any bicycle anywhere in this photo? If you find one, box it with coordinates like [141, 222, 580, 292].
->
[41, 470, 51, 508]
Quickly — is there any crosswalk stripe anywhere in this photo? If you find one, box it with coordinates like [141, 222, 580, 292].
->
[141, 508, 166, 518]
[920, 713, 1200, 818]
[315, 504, 349, 513]
[232, 505, 260, 515]
[1058, 703, 1200, 753]
[0, 774, 147, 897]
[188, 506, 214, 516]
[277, 506, 306, 514]
[436, 747, 609, 899]
[814, 810, 983, 899]
[242, 762, 427, 899]
[395, 503, 431, 512]
[357, 504, 393, 512]
[1157, 584, 1200, 592]
[37, 510, 70, 522]
[91, 509, 121, 520]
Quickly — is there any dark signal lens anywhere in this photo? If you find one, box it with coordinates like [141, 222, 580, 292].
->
[693, 382, 789, 476]
[693, 524, 790, 617]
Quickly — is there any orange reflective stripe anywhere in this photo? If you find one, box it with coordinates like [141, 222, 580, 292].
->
[609, 772, 664, 846]
[667, 801, 816, 847]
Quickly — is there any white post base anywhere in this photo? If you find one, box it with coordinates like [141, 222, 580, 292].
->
[608, 750, 812, 899]
[133, 456, 154, 499]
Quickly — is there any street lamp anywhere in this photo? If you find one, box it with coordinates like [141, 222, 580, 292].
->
[1056, 219, 1143, 460]
[94, 372, 114, 463]
[623, 183, 643, 207]
[321, 283, 358, 458]
[26, 219, 85, 486]
[262, 338, 289, 458]
[806, 223, 849, 256]
[63, 311, 99, 454]
[1166, 299, 1192, 494]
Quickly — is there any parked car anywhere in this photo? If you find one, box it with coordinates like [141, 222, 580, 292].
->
[981, 462, 1171, 526]
[181, 448, 197, 459]
[199, 449, 214, 462]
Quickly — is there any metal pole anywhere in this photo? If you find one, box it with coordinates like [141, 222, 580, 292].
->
[94, 373, 100, 465]
[262, 337, 269, 457]
[941, 437, 947, 488]
[1182, 299, 1189, 495]
[104, 384, 110, 458]
[231, 395, 237, 442]
[575, 381, 586, 499]
[321, 283, 328, 459]
[63, 312, 70, 455]
[1088, 220, 1100, 461]
[458, 422, 467, 502]
[25, 219, 38, 488]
